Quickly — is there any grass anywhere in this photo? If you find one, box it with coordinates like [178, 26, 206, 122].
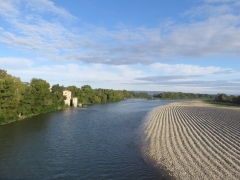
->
[203, 100, 240, 108]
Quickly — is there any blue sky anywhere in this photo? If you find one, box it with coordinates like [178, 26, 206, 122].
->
[0, 0, 240, 94]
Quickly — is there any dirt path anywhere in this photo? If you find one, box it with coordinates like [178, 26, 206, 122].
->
[142, 101, 240, 180]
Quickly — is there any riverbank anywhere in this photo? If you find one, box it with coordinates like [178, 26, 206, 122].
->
[0, 106, 68, 126]
[0, 98, 152, 126]
[142, 100, 240, 180]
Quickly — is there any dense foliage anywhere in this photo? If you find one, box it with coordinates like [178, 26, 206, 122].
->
[153, 92, 216, 99]
[215, 93, 240, 104]
[0, 69, 151, 125]
[0, 70, 67, 125]
[54, 84, 151, 105]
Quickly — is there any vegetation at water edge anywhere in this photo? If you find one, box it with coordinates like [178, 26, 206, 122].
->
[0, 69, 150, 125]
[152, 91, 216, 100]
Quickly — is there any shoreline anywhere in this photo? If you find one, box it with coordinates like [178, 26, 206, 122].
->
[0, 106, 68, 126]
[141, 100, 240, 180]
[0, 98, 150, 126]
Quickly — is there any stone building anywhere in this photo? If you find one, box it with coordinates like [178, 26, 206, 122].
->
[63, 90, 78, 107]
[72, 97, 78, 107]
[63, 90, 72, 106]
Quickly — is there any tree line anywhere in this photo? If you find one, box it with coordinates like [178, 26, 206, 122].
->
[215, 93, 240, 104]
[153, 92, 240, 105]
[153, 92, 216, 99]
[0, 69, 151, 125]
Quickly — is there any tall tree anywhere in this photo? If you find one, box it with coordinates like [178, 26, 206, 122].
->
[0, 70, 23, 123]
[18, 85, 34, 116]
[30, 78, 51, 114]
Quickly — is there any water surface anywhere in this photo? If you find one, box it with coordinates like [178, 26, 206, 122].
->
[0, 99, 179, 180]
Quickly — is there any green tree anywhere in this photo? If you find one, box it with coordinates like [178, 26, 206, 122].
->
[215, 93, 228, 102]
[30, 78, 51, 114]
[0, 69, 24, 123]
[51, 84, 65, 93]
[18, 85, 34, 116]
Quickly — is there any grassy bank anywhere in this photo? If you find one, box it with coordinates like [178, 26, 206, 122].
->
[203, 100, 240, 108]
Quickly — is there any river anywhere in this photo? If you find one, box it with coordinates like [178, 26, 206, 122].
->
[0, 99, 180, 180]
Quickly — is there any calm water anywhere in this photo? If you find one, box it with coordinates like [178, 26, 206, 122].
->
[0, 99, 179, 180]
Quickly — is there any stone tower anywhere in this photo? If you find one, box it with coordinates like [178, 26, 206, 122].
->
[63, 90, 72, 106]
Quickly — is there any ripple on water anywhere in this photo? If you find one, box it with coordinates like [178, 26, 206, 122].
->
[0, 99, 180, 180]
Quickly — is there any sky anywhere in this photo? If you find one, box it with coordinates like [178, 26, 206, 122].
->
[0, 0, 240, 94]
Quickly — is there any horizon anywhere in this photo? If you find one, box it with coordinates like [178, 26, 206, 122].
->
[0, 0, 240, 94]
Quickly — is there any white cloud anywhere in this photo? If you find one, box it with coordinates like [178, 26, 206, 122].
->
[0, 0, 79, 57]
[0, 55, 238, 94]
[0, 0, 19, 18]
[24, 0, 75, 19]
[0, 0, 240, 65]
[4, 61, 144, 87]
[0, 57, 33, 68]
[204, 0, 238, 3]
[0, 0, 74, 19]
[149, 63, 234, 76]
[0, 0, 240, 66]
[183, 4, 232, 17]
[133, 63, 240, 94]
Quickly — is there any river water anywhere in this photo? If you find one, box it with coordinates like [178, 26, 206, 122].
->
[0, 99, 179, 180]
